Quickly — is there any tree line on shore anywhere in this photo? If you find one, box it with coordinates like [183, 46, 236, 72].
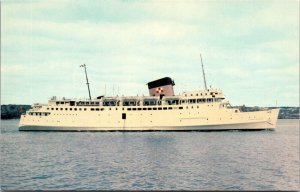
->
[1, 105, 31, 119]
[1, 104, 299, 119]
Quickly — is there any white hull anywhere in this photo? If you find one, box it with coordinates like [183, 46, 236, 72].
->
[19, 103, 280, 131]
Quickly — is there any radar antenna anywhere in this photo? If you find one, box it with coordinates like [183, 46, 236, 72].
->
[80, 64, 92, 100]
[200, 53, 208, 90]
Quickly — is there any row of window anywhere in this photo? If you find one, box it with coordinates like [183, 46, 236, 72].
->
[54, 98, 223, 107]
[184, 92, 219, 97]
[55, 101, 101, 106]
[45, 104, 218, 112]
[48, 107, 89, 111]
[182, 98, 223, 104]
[29, 112, 50, 116]
[77, 101, 100, 106]
[127, 106, 184, 111]
[46, 106, 185, 111]
[125, 105, 204, 111]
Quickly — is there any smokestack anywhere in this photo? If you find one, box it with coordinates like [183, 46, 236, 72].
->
[146, 77, 175, 97]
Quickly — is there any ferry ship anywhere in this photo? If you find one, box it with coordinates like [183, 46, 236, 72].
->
[19, 57, 280, 131]
[19, 75, 280, 131]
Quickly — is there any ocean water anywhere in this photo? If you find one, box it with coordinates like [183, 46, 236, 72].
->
[1, 119, 299, 190]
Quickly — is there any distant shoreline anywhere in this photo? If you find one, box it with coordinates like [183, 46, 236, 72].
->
[1, 105, 31, 120]
[1, 104, 299, 120]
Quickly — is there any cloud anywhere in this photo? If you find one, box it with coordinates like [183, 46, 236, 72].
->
[1, 0, 299, 106]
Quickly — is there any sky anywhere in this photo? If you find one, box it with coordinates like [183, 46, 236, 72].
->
[1, 0, 299, 107]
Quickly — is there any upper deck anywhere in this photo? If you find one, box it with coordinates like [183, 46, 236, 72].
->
[40, 88, 225, 108]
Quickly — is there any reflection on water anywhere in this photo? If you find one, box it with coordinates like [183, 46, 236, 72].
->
[0, 119, 299, 190]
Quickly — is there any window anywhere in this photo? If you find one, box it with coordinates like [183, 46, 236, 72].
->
[158, 107, 162, 110]
[138, 108, 142, 111]
[148, 108, 152, 110]
[91, 108, 95, 111]
[128, 108, 132, 111]
[179, 107, 183, 109]
[84, 108, 87, 111]
[197, 99, 206, 103]
[60, 108, 63, 110]
[153, 108, 157, 110]
[189, 99, 196, 104]
[79, 108, 82, 111]
[144, 100, 157, 106]
[132, 108, 137, 111]
[123, 100, 137, 106]
[163, 107, 167, 110]
[47, 108, 49, 110]
[56, 108, 58, 110]
[51, 108, 54, 110]
[168, 107, 173, 110]
[103, 101, 116, 106]
[65, 108, 68, 110]
[96, 108, 100, 111]
[70, 108, 73, 111]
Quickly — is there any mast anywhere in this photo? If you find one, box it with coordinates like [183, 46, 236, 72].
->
[80, 64, 92, 100]
[200, 53, 208, 90]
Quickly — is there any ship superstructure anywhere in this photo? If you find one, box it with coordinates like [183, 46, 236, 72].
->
[19, 77, 279, 131]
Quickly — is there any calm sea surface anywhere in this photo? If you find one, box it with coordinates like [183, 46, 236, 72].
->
[1, 119, 299, 190]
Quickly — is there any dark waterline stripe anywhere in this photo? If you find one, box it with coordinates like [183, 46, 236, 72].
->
[18, 129, 272, 132]
[2, 190, 299, 192]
